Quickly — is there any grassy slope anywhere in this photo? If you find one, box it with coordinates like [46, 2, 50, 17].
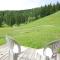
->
[0, 11, 60, 48]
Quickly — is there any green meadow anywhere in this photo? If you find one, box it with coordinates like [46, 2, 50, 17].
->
[0, 11, 60, 48]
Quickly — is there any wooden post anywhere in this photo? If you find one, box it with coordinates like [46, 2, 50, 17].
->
[9, 50, 14, 60]
[6, 36, 21, 60]
[56, 53, 60, 60]
[45, 56, 50, 60]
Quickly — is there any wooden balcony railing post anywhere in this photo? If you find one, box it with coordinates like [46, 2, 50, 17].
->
[6, 36, 21, 60]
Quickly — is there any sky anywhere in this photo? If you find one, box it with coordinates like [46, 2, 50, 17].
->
[0, 0, 60, 10]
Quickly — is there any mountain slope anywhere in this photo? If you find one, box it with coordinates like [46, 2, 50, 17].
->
[0, 11, 60, 48]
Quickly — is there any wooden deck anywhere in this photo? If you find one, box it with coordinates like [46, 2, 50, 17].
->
[0, 44, 9, 60]
[0, 44, 41, 60]
[0, 44, 59, 60]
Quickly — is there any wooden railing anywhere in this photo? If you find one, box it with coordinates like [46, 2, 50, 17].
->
[0, 36, 60, 60]
[6, 36, 21, 60]
[44, 40, 60, 60]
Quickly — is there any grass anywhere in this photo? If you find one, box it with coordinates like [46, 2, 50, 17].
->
[0, 37, 6, 45]
[0, 11, 60, 48]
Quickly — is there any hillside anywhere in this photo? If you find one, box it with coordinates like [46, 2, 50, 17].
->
[0, 11, 60, 48]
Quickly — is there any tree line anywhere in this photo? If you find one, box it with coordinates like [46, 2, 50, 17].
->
[0, 2, 60, 27]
